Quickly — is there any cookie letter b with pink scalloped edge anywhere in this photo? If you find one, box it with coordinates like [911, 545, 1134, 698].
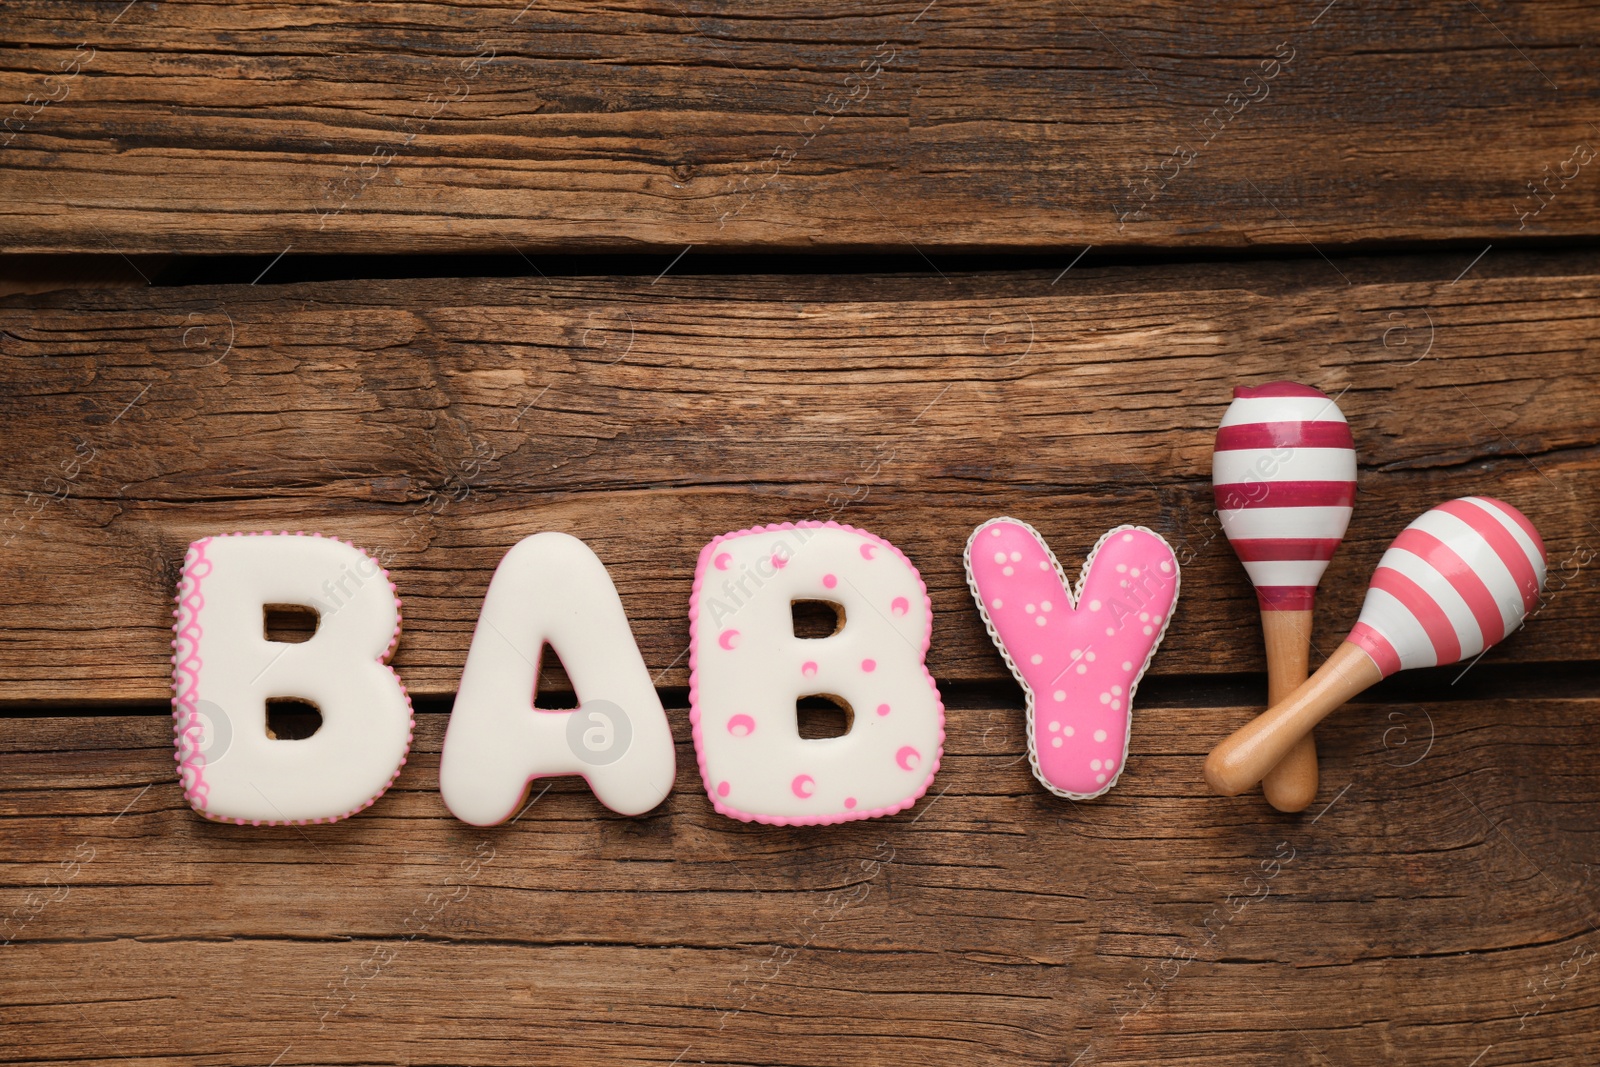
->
[964, 518, 1179, 800]
[170, 533, 414, 825]
[689, 522, 944, 825]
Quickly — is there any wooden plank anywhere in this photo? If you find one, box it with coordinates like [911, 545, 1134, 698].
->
[1, 253, 1596, 702]
[3, 696, 1598, 1064]
[2, 1, 1599, 254]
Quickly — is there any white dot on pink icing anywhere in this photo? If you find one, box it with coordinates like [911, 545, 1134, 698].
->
[1111, 684, 1123, 695]
[1075, 662, 1086, 673]
[1112, 699, 1122, 710]
[1038, 560, 1048, 570]
[1105, 627, 1115, 636]
[1086, 651, 1096, 662]
[1121, 661, 1133, 671]
[1094, 729, 1107, 743]
[1025, 603, 1035, 614]
[1042, 600, 1053, 611]
[1052, 737, 1063, 748]
[1063, 725, 1075, 736]
[1120, 579, 1129, 588]
[1049, 720, 1059, 732]
[1096, 773, 1106, 784]
[991, 527, 1002, 537]
[1009, 551, 1022, 562]
[1139, 612, 1149, 622]
[993, 551, 1007, 564]
[1143, 625, 1154, 635]
[1070, 648, 1082, 660]
[1003, 566, 1014, 576]
[1115, 563, 1127, 573]
[1091, 759, 1102, 771]
[1089, 600, 1101, 611]
[1099, 693, 1110, 704]
[1122, 533, 1133, 541]
[1105, 757, 1116, 770]
[1160, 561, 1172, 573]
[1030, 654, 1043, 665]
[1053, 690, 1066, 702]
[1153, 614, 1163, 623]
[1036, 616, 1047, 627]
[992, 598, 1003, 608]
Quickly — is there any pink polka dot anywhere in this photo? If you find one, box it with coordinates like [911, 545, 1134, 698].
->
[861, 658, 877, 672]
[713, 552, 732, 570]
[876, 702, 891, 717]
[890, 596, 910, 616]
[718, 629, 740, 650]
[895, 745, 920, 771]
[801, 660, 818, 677]
[844, 797, 857, 809]
[771, 551, 788, 569]
[717, 781, 730, 797]
[860, 543, 877, 560]
[792, 774, 815, 798]
[727, 714, 756, 737]
[822, 573, 838, 589]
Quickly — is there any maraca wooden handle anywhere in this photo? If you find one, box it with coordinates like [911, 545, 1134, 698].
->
[1259, 610, 1318, 813]
[1205, 641, 1383, 797]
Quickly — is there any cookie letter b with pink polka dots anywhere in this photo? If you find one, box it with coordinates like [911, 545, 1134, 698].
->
[689, 521, 944, 825]
[964, 518, 1180, 800]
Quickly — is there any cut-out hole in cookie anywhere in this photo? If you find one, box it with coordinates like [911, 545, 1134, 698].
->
[791, 599, 846, 639]
[264, 603, 319, 644]
[265, 698, 323, 740]
[532, 643, 579, 710]
[796, 693, 854, 739]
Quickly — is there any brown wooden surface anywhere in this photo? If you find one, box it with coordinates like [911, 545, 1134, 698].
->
[4, 691, 1600, 1065]
[3, 1, 1600, 254]
[3, 247, 1597, 1062]
[2, 252, 1597, 703]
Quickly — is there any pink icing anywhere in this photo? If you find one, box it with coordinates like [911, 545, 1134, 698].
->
[965, 519, 1179, 799]
[171, 538, 214, 809]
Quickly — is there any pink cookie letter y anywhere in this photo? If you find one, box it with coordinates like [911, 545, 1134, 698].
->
[964, 518, 1179, 800]
[689, 521, 944, 825]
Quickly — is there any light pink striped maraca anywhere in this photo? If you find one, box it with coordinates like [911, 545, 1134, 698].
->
[1206, 496, 1546, 796]
[1346, 496, 1546, 674]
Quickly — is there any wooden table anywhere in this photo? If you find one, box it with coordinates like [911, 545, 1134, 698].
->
[2, 3, 1598, 1064]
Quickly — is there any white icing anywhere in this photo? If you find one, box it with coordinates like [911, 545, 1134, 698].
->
[689, 523, 943, 825]
[440, 532, 675, 824]
[172, 533, 412, 824]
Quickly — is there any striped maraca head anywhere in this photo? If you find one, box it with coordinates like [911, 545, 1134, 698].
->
[1213, 382, 1357, 610]
[1347, 496, 1546, 676]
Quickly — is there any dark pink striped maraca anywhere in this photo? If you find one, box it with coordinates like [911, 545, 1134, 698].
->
[1213, 382, 1357, 611]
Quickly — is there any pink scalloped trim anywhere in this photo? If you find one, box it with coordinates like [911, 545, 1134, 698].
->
[687, 520, 946, 827]
[169, 531, 414, 826]
[171, 537, 214, 809]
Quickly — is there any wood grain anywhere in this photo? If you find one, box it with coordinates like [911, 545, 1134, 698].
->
[2, 253, 1596, 702]
[2, 1, 1598, 254]
[3, 695, 1598, 1065]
